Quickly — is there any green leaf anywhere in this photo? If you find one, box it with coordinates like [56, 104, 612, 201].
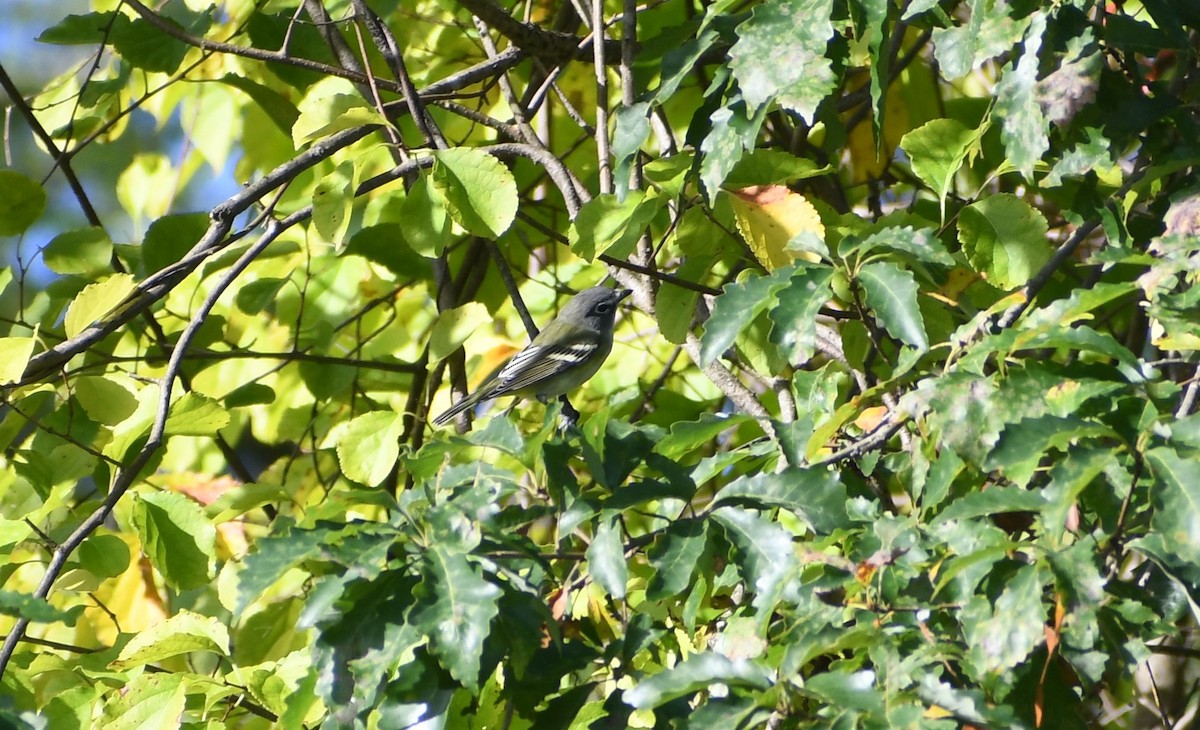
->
[699, 267, 794, 366]
[236, 523, 343, 614]
[207, 482, 288, 523]
[858, 261, 928, 350]
[587, 516, 628, 600]
[430, 147, 519, 238]
[111, 16, 190, 73]
[0, 590, 81, 624]
[218, 73, 301, 135]
[43, 227, 113, 275]
[569, 191, 660, 260]
[336, 410, 405, 487]
[1045, 128, 1112, 188]
[932, 0, 1029, 79]
[312, 161, 355, 244]
[654, 413, 754, 460]
[986, 415, 1109, 486]
[804, 670, 884, 713]
[411, 546, 501, 690]
[715, 467, 848, 534]
[725, 150, 829, 187]
[78, 533, 131, 579]
[932, 486, 1047, 525]
[957, 194, 1050, 290]
[961, 563, 1046, 675]
[165, 392, 231, 436]
[344, 223, 433, 280]
[842, 225, 955, 266]
[64, 273, 137, 338]
[0, 337, 37, 385]
[112, 609, 230, 668]
[224, 382, 277, 408]
[102, 673, 187, 730]
[900, 119, 978, 220]
[131, 490, 216, 591]
[612, 102, 650, 197]
[699, 106, 746, 199]
[994, 13, 1049, 180]
[646, 519, 708, 601]
[292, 94, 386, 147]
[769, 266, 833, 364]
[624, 652, 772, 709]
[712, 506, 797, 622]
[429, 302, 489, 362]
[235, 277, 291, 315]
[1146, 448, 1200, 569]
[728, 0, 835, 123]
[142, 213, 209, 274]
[36, 11, 119, 45]
[398, 175, 451, 257]
[0, 170, 46, 235]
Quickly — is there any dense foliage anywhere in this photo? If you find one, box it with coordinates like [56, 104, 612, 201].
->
[1, 0, 1199, 727]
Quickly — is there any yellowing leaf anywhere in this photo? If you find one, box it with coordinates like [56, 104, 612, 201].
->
[727, 185, 825, 271]
[854, 406, 889, 432]
[64, 273, 137, 338]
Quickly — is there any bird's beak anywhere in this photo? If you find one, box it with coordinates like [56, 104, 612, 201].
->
[616, 289, 632, 302]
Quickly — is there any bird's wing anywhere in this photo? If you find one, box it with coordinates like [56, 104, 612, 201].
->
[489, 334, 600, 396]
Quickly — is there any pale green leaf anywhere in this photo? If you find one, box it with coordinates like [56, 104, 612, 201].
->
[74, 375, 139, 426]
[994, 12, 1049, 180]
[0, 337, 37, 385]
[312, 161, 355, 244]
[899, 119, 979, 220]
[729, 0, 835, 123]
[430, 147, 519, 238]
[429, 302, 489, 362]
[569, 191, 660, 260]
[292, 93, 386, 147]
[165, 392, 231, 436]
[112, 609, 230, 668]
[336, 410, 405, 487]
[102, 673, 187, 730]
[64, 273, 137, 338]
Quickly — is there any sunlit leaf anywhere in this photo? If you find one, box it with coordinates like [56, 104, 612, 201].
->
[958, 194, 1050, 290]
[64, 273, 137, 338]
[431, 147, 519, 238]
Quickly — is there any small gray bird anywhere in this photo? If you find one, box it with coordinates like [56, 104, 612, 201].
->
[433, 287, 632, 426]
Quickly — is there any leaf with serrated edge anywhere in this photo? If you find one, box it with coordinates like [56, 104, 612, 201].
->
[859, 261, 928, 350]
[410, 547, 501, 690]
[113, 609, 230, 668]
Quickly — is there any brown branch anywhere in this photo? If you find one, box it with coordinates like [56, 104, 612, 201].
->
[455, 0, 624, 62]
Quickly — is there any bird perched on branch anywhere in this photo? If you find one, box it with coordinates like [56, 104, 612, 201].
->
[433, 286, 632, 426]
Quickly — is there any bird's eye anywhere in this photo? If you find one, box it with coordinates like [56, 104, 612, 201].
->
[594, 302, 612, 314]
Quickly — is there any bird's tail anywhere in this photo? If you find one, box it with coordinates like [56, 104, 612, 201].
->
[432, 387, 488, 426]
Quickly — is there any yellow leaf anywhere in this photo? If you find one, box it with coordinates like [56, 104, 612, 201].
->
[854, 406, 889, 432]
[727, 185, 825, 271]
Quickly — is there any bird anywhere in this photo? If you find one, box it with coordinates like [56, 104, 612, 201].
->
[432, 286, 632, 426]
